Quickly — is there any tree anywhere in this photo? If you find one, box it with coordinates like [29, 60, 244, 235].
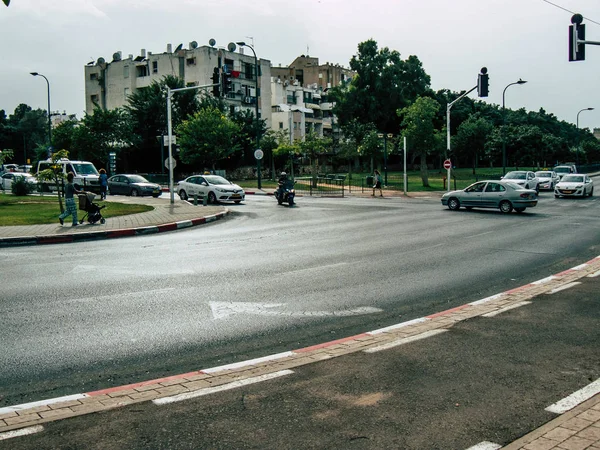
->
[230, 109, 267, 167]
[36, 149, 70, 212]
[329, 39, 431, 135]
[453, 115, 493, 174]
[176, 107, 241, 170]
[399, 97, 443, 187]
[2, 0, 10, 7]
[297, 131, 332, 186]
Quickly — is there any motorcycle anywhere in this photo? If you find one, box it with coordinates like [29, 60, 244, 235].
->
[275, 180, 296, 206]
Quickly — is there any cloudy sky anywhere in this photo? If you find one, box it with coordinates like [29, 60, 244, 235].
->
[0, 0, 598, 130]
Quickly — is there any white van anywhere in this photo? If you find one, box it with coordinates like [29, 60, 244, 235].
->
[37, 158, 101, 193]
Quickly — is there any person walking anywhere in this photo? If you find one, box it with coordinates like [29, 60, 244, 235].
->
[99, 168, 108, 200]
[372, 170, 383, 197]
[59, 172, 83, 227]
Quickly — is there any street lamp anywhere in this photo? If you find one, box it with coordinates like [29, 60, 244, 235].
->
[502, 79, 527, 175]
[236, 41, 261, 189]
[30, 72, 52, 154]
[576, 107, 594, 167]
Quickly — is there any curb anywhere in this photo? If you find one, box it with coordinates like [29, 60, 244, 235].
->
[0, 211, 229, 248]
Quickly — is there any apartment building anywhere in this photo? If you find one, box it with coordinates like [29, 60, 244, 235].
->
[271, 55, 353, 90]
[84, 41, 272, 128]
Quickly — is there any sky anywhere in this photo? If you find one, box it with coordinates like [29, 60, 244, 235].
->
[0, 0, 598, 131]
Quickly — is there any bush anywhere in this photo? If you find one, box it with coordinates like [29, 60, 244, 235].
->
[11, 176, 34, 196]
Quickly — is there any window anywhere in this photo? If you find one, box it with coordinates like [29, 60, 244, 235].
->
[124, 65, 130, 78]
[136, 65, 148, 77]
[279, 122, 283, 129]
[186, 57, 196, 66]
[90, 73, 98, 81]
[152, 61, 158, 74]
[90, 94, 99, 103]
[124, 88, 130, 99]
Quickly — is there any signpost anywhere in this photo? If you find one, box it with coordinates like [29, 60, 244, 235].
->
[444, 159, 452, 192]
[254, 149, 263, 190]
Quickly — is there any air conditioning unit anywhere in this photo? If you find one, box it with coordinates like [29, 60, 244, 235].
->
[244, 96, 251, 104]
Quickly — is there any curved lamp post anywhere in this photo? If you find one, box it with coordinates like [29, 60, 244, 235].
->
[576, 107, 594, 167]
[30, 72, 52, 151]
[236, 41, 261, 189]
[502, 79, 527, 175]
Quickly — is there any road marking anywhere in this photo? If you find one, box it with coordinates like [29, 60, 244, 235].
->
[202, 352, 294, 373]
[531, 275, 556, 285]
[465, 442, 501, 450]
[209, 301, 382, 319]
[546, 281, 581, 294]
[367, 317, 428, 335]
[153, 370, 294, 406]
[469, 293, 505, 306]
[545, 378, 600, 414]
[482, 301, 531, 317]
[364, 329, 447, 353]
[66, 288, 179, 304]
[587, 269, 600, 278]
[0, 426, 44, 441]
[0, 394, 88, 415]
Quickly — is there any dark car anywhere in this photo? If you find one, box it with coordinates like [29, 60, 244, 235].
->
[107, 174, 162, 197]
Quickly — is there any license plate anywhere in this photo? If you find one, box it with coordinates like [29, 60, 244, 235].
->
[231, 194, 241, 199]
[563, 190, 573, 194]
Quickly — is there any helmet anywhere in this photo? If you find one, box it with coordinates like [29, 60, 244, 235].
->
[280, 172, 287, 176]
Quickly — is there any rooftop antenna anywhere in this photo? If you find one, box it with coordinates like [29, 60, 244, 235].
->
[245, 36, 254, 47]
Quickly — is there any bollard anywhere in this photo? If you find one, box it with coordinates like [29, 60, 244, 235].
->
[203, 195, 208, 206]
[193, 194, 198, 205]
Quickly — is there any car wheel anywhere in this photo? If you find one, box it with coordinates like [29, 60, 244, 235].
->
[555, 194, 560, 199]
[447, 197, 460, 211]
[499, 200, 513, 214]
[535, 184, 539, 194]
[208, 192, 217, 204]
[178, 190, 188, 201]
[130, 189, 139, 197]
[515, 208, 526, 213]
[589, 187, 594, 197]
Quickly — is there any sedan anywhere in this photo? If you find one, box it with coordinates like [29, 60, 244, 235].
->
[535, 170, 560, 190]
[1, 172, 37, 191]
[442, 180, 538, 213]
[501, 171, 539, 192]
[176, 175, 245, 204]
[554, 174, 594, 198]
[107, 174, 162, 197]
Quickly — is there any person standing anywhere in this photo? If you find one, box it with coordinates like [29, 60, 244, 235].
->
[59, 172, 83, 227]
[372, 170, 383, 197]
[99, 168, 108, 200]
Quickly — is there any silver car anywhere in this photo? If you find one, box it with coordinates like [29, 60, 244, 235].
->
[442, 180, 538, 213]
[535, 170, 560, 190]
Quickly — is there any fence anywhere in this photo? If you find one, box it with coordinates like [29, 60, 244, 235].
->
[294, 176, 345, 197]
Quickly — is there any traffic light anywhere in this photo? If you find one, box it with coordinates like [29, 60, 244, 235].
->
[221, 71, 232, 96]
[569, 14, 585, 62]
[211, 67, 220, 97]
[477, 67, 489, 97]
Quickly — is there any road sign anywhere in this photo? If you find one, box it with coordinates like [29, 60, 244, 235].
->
[165, 157, 177, 170]
[254, 149, 264, 160]
[444, 159, 452, 170]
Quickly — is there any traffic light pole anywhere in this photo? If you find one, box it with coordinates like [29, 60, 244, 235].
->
[166, 83, 218, 204]
[446, 85, 476, 192]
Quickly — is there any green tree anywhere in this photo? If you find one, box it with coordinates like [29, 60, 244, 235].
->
[230, 109, 267, 167]
[176, 107, 241, 170]
[36, 149, 70, 212]
[2, 0, 10, 7]
[297, 131, 332, 186]
[453, 115, 493, 174]
[399, 97, 443, 187]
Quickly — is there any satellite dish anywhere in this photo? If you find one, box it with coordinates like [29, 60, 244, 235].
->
[113, 52, 122, 61]
[190, 41, 198, 49]
[175, 43, 183, 52]
[209, 38, 216, 47]
[97, 57, 105, 65]
[227, 42, 237, 52]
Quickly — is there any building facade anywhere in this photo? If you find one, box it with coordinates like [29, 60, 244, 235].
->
[271, 55, 353, 91]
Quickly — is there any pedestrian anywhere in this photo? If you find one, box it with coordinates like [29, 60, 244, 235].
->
[59, 172, 83, 227]
[99, 168, 108, 200]
[372, 170, 383, 197]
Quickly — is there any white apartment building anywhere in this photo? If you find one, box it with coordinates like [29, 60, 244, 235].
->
[84, 41, 272, 129]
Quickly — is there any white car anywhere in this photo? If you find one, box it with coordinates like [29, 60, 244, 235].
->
[176, 175, 245, 204]
[501, 171, 540, 193]
[535, 170, 560, 190]
[553, 165, 576, 180]
[1, 172, 37, 191]
[554, 174, 594, 198]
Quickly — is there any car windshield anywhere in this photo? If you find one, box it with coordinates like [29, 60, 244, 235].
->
[535, 172, 552, 177]
[505, 172, 526, 179]
[73, 163, 99, 176]
[128, 175, 150, 183]
[561, 175, 584, 183]
[205, 176, 231, 185]
[554, 167, 570, 173]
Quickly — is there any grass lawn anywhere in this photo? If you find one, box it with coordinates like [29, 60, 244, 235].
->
[0, 194, 153, 226]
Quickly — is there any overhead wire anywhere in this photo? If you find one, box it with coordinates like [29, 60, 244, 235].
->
[540, 0, 600, 26]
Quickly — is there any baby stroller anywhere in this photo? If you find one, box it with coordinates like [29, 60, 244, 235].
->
[78, 192, 106, 224]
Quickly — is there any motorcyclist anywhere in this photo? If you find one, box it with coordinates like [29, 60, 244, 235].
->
[277, 172, 288, 199]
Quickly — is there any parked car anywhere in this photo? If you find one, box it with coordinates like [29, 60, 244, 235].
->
[107, 174, 162, 197]
[176, 175, 245, 204]
[554, 174, 594, 198]
[1, 172, 37, 191]
[441, 180, 538, 213]
[535, 170, 560, 190]
[37, 158, 101, 193]
[553, 165, 577, 180]
[501, 171, 540, 192]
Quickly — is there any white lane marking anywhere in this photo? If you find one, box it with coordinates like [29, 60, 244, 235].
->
[153, 370, 294, 405]
[281, 261, 356, 276]
[587, 269, 600, 278]
[465, 442, 501, 450]
[482, 301, 531, 318]
[531, 276, 556, 285]
[209, 301, 382, 319]
[0, 426, 44, 441]
[545, 378, 600, 414]
[66, 288, 179, 304]
[469, 294, 505, 306]
[367, 317, 428, 335]
[571, 263, 588, 271]
[202, 352, 294, 374]
[546, 282, 581, 294]
[0, 394, 88, 415]
[364, 329, 447, 353]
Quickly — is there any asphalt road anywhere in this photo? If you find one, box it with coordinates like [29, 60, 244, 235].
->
[1, 190, 599, 413]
